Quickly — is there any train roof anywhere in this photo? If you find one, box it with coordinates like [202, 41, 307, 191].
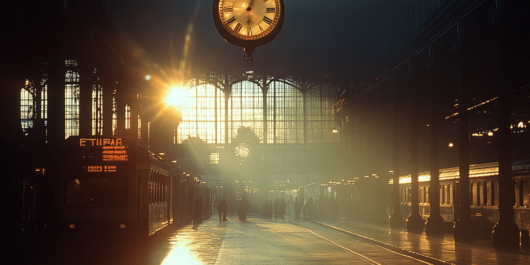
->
[392, 160, 530, 184]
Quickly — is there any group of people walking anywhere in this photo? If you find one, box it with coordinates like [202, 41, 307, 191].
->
[213, 194, 341, 222]
[294, 196, 318, 219]
[262, 198, 286, 218]
[215, 194, 250, 221]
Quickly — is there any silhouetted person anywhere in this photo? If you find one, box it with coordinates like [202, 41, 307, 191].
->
[217, 198, 228, 221]
[307, 197, 315, 219]
[239, 194, 249, 220]
[274, 198, 279, 218]
[303, 199, 308, 219]
[279, 198, 286, 218]
[294, 197, 301, 219]
[262, 200, 268, 218]
[193, 197, 203, 225]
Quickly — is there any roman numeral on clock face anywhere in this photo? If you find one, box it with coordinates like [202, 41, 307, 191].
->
[226, 16, 236, 24]
[223, 6, 233, 12]
[234, 23, 242, 33]
[267, 8, 275, 13]
[263, 16, 273, 25]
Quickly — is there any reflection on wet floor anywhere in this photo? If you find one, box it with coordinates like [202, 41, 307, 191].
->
[160, 245, 202, 265]
[24, 213, 530, 265]
[157, 219, 228, 265]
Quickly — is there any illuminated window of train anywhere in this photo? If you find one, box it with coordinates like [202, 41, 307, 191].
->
[449, 185, 453, 205]
[478, 182, 484, 205]
[65, 178, 127, 207]
[440, 185, 444, 204]
[486, 181, 492, 206]
[425, 187, 430, 203]
[443, 185, 448, 205]
[472, 182, 477, 206]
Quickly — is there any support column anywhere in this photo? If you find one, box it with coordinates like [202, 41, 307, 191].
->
[46, 51, 65, 227]
[491, 0, 519, 247]
[389, 77, 402, 228]
[262, 78, 268, 144]
[453, 21, 476, 242]
[406, 63, 424, 231]
[425, 45, 445, 234]
[223, 72, 230, 146]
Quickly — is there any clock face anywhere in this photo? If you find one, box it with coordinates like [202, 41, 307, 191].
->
[235, 143, 250, 158]
[217, 0, 283, 42]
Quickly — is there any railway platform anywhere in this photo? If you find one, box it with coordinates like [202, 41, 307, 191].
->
[17, 212, 530, 264]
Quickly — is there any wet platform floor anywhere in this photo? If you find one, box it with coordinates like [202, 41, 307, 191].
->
[19, 213, 530, 264]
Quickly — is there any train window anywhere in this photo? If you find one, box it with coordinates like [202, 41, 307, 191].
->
[472, 182, 477, 206]
[425, 187, 430, 203]
[444, 185, 449, 205]
[486, 181, 492, 206]
[449, 185, 453, 205]
[66, 178, 127, 207]
[478, 182, 484, 205]
[440, 185, 444, 204]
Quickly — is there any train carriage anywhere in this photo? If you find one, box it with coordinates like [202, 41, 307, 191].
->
[397, 160, 530, 235]
[53, 136, 172, 240]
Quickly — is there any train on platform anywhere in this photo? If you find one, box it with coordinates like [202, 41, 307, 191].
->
[51, 136, 211, 240]
[397, 160, 530, 234]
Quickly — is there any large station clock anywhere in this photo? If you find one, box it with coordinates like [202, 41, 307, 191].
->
[213, 0, 285, 65]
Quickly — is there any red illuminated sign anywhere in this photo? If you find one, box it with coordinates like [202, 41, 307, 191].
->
[79, 137, 129, 161]
[85, 165, 117, 172]
[79, 138, 123, 147]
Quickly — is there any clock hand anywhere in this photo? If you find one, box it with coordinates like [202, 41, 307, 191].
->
[247, 0, 254, 11]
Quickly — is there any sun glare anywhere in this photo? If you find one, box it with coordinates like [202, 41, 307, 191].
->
[165, 86, 191, 109]
[160, 245, 201, 265]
